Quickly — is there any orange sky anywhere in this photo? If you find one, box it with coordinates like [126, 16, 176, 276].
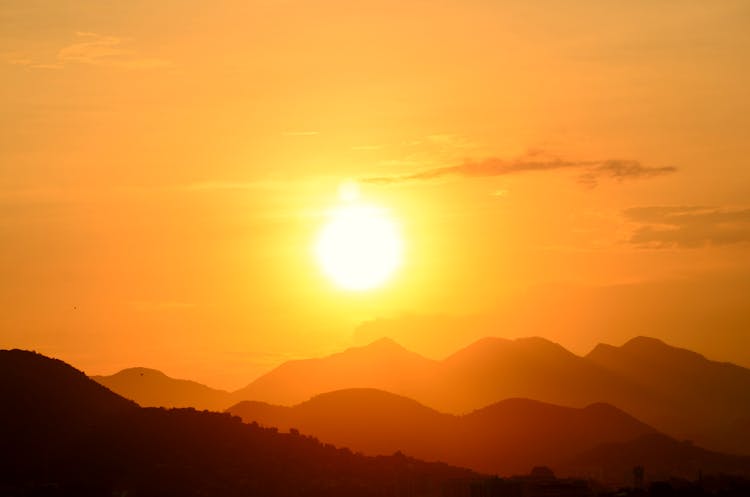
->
[2, 0, 749, 388]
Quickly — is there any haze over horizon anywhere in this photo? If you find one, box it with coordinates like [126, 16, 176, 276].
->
[90, 331, 750, 392]
[2, 0, 750, 389]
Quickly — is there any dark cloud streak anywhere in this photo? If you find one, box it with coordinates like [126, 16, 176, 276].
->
[363, 155, 676, 187]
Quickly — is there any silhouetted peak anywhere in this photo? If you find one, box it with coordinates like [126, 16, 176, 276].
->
[228, 399, 278, 410]
[585, 342, 617, 358]
[107, 367, 170, 379]
[622, 336, 708, 362]
[2, 348, 63, 363]
[623, 335, 669, 350]
[473, 398, 650, 425]
[295, 388, 440, 419]
[513, 336, 573, 355]
[1, 348, 90, 383]
[580, 402, 652, 424]
[470, 397, 566, 416]
[446, 336, 573, 364]
[340, 337, 427, 361]
[361, 337, 406, 351]
[302, 388, 432, 411]
[588, 336, 708, 363]
[444, 337, 511, 360]
[0, 348, 137, 415]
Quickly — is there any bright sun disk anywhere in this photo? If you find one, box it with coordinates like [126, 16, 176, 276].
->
[316, 203, 403, 291]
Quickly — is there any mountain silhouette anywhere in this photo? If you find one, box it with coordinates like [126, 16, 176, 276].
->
[227, 388, 659, 476]
[94, 336, 750, 455]
[1, 349, 478, 496]
[92, 367, 232, 411]
[230, 336, 750, 455]
[429, 336, 650, 413]
[232, 337, 437, 406]
[587, 336, 750, 454]
[234, 336, 651, 413]
[0, 349, 138, 445]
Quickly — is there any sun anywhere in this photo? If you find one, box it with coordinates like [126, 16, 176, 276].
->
[315, 185, 403, 291]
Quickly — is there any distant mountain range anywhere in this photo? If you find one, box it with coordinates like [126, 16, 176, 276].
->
[91, 335, 750, 455]
[228, 388, 658, 476]
[5, 348, 750, 492]
[0, 349, 476, 496]
[586, 337, 750, 454]
[227, 388, 750, 482]
[233, 337, 435, 405]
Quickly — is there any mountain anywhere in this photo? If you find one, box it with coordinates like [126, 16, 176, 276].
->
[93, 335, 750, 455]
[91, 367, 232, 411]
[426, 336, 651, 414]
[232, 337, 437, 406]
[587, 336, 750, 454]
[230, 389, 452, 462]
[227, 388, 659, 476]
[233, 336, 637, 411]
[0, 349, 139, 448]
[232, 336, 750, 455]
[234, 336, 652, 413]
[0, 349, 478, 496]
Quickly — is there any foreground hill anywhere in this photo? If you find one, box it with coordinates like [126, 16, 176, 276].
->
[228, 388, 658, 476]
[91, 367, 232, 411]
[0, 349, 477, 497]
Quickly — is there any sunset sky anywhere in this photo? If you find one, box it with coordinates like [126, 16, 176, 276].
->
[2, 0, 749, 388]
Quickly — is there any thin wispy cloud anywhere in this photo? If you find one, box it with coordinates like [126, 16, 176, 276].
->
[363, 152, 676, 187]
[5, 32, 169, 70]
[625, 205, 750, 248]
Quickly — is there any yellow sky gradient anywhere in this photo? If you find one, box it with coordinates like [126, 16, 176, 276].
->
[2, 0, 749, 388]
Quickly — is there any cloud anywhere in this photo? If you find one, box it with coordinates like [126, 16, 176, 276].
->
[625, 205, 750, 248]
[5, 32, 169, 70]
[362, 152, 676, 187]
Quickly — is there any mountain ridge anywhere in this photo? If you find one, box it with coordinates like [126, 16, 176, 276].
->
[93, 335, 750, 455]
[1, 348, 478, 496]
[227, 387, 750, 479]
[92, 365, 232, 411]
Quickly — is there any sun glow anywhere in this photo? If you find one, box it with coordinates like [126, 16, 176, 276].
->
[316, 186, 403, 291]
